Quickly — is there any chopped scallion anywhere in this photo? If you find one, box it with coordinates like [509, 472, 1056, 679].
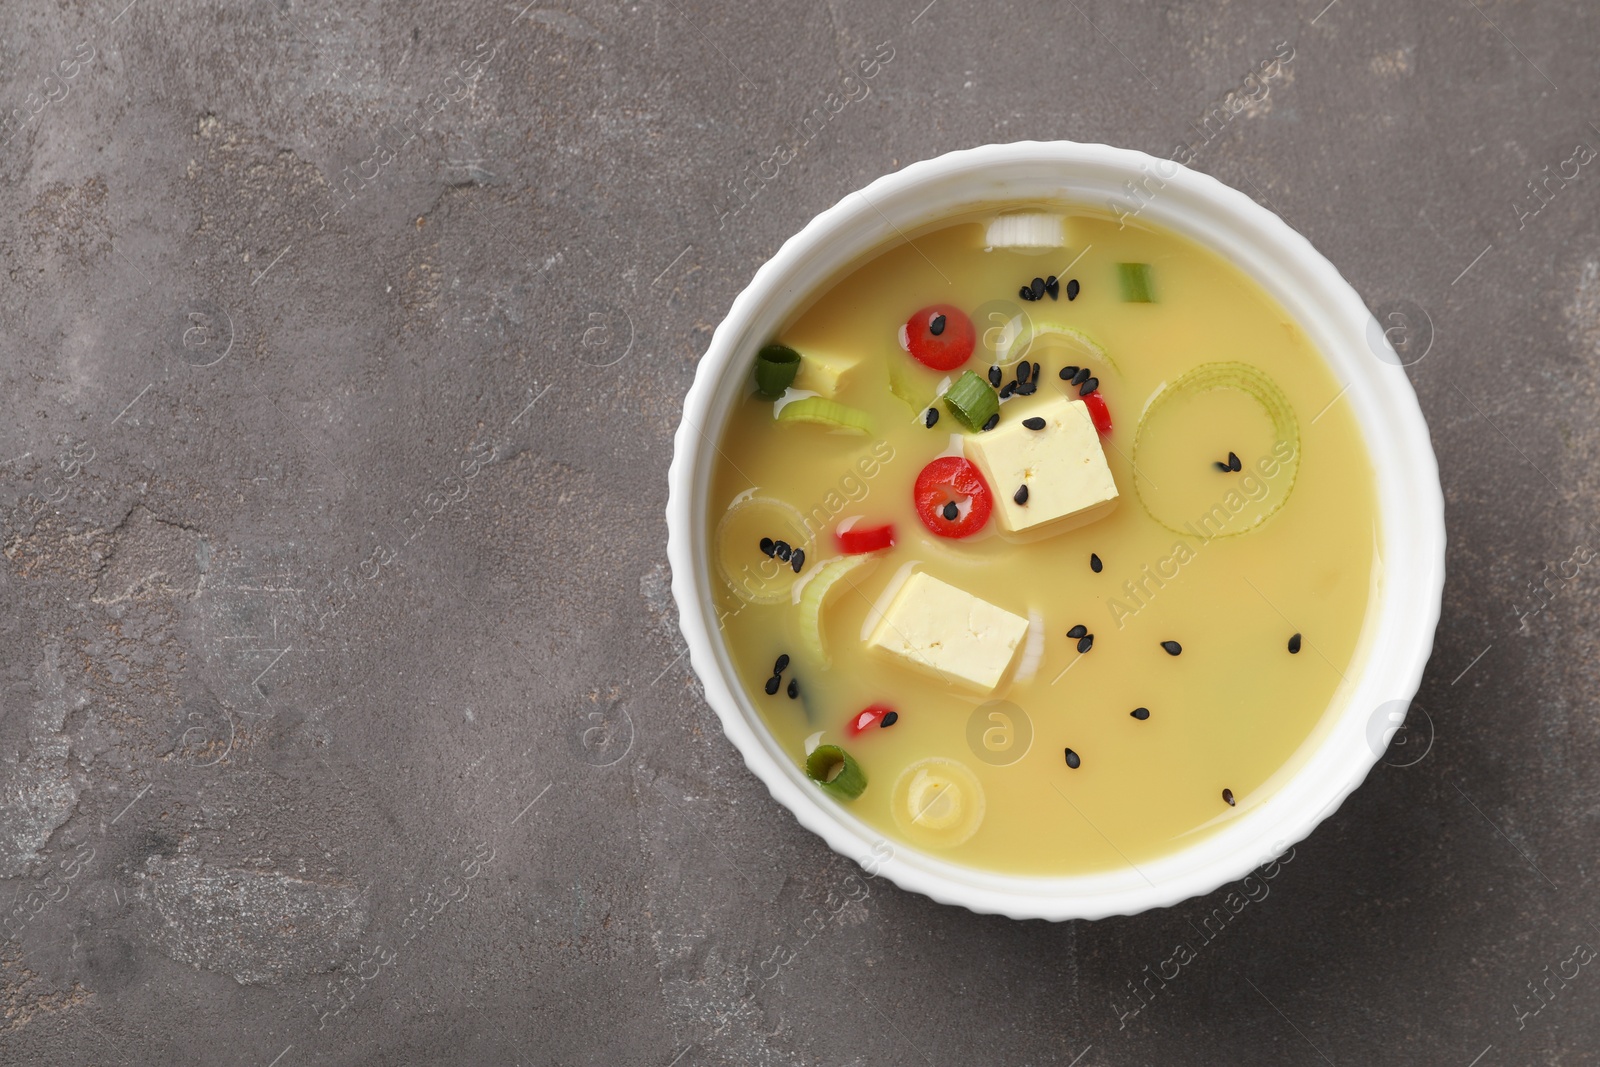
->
[805, 744, 867, 800]
[942, 370, 1000, 432]
[1117, 262, 1156, 303]
[754, 343, 802, 397]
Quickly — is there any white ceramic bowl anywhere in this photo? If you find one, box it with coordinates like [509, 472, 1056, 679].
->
[665, 140, 1444, 920]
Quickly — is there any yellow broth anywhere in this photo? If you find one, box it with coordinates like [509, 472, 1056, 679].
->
[706, 209, 1379, 876]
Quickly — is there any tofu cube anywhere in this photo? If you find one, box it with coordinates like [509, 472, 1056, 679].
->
[794, 349, 860, 398]
[964, 394, 1118, 535]
[866, 572, 1029, 693]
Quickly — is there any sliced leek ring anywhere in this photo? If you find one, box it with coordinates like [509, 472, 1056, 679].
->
[984, 213, 1066, 251]
[890, 758, 985, 848]
[714, 494, 810, 605]
[794, 554, 875, 667]
[775, 396, 873, 435]
[993, 316, 1120, 376]
[1130, 362, 1301, 537]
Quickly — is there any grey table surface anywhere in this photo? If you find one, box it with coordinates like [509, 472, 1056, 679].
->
[0, 0, 1594, 1063]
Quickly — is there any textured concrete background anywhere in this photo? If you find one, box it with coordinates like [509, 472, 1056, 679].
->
[0, 0, 1594, 1063]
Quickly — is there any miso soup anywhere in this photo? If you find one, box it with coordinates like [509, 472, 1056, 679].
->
[706, 207, 1378, 876]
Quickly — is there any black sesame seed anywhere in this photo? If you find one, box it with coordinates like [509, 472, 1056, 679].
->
[1059, 365, 1079, 380]
[787, 677, 799, 698]
[999, 381, 1017, 399]
[988, 365, 1002, 387]
[1045, 276, 1060, 299]
[1018, 361, 1032, 384]
[1131, 707, 1150, 720]
[1019, 285, 1035, 301]
[774, 654, 790, 674]
[1030, 276, 1046, 300]
[1032, 362, 1041, 383]
[1160, 640, 1183, 656]
[1077, 634, 1094, 653]
[773, 540, 791, 562]
[982, 413, 999, 432]
[1072, 367, 1091, 386]
[880, 710, 899, 728]
[764, 674, 781, 695]
[1066, 278, 1080, 300]
[924, 407, 939, 428]
[1079, 377, 1098, 396]
[760, 537, 776, 557]
[1014, 485, 1029, 505]
[1222, 788, 1236, 807]
[929, 313, 947, 337]
[1064, 748, 1081, 769]
[1067, 624, 1088, 639]
[1214, 460, 1232, 472]
[1016, 380, 1037, 396]
[1090, 552, 1103, 573]
[1288, 632, 1303, 654]
[790, 549, 805, 573]
[1228, 451, 1242, 472]
[942, 501, 959, 522]
[1022, 416, 1047, 431]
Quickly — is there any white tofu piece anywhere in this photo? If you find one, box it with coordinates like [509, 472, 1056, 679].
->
[866, 572, 1029, 693]
[964, 394, 1118, 535]
[794, 349, 860, 398]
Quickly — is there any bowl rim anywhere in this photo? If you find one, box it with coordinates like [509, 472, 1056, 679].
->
[665, 139, 1445, 920]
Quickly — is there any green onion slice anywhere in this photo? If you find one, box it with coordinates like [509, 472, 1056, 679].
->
[754, 343, 802, 398]
[805, 744, 867, 800]
[942, 370, 999, 432]
[1117, 262, 1156, 303]
[775, 396, 873, 434]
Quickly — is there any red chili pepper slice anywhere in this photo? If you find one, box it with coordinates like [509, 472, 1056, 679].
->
[1083, 391, 1113, 435]
[900, 304, 975, 371]
[848, 703, 895, 735]
[834, 522, 896, 555]
[913, 456, 992, 538]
